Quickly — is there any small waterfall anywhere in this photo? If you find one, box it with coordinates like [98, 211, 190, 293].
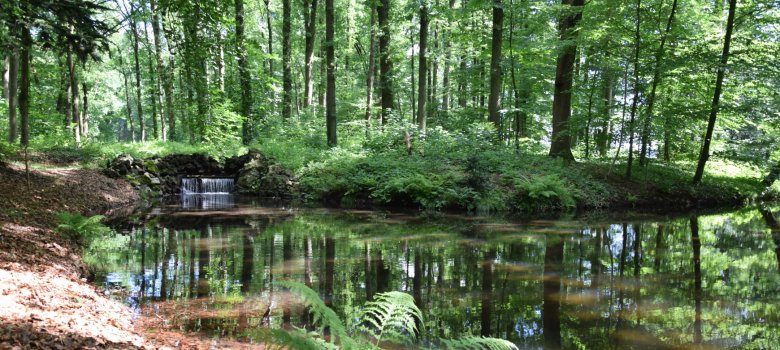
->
[181, 177, 235, 194]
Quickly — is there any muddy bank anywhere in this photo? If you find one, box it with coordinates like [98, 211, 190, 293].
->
[0, 165, 248, 349]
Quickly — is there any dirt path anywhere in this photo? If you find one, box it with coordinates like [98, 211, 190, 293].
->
[0, 164, 258, 349]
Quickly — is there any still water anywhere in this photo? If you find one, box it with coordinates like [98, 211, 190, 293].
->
[88, 196, 780, 349]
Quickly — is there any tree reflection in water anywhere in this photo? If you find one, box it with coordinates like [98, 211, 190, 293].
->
[87, 204, 780, 349]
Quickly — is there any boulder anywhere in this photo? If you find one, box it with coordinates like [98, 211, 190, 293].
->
[235, 151, 295, 198]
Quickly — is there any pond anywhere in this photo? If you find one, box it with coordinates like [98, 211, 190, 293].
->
[87, 196, 780, 349]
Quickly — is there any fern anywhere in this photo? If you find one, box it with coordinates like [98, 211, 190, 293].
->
[440, 336, 520, 350]
[275, 280, 360, 349]
[56, 212, 110, 245]
[259, 328, 338, 350]
[358, 291, 423, 345]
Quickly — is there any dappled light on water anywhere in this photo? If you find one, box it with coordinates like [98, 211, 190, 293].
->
[88, 201, 780, 349]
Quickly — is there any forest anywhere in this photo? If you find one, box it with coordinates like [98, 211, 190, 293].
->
[1, 0, 780, 348]
[1, 0, 778, 194]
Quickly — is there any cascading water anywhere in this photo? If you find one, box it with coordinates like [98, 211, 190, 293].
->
[180, 177, 236, 209]
[181, 178, 235, 194]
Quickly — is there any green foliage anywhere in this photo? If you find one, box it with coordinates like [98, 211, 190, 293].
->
[275, 281, 515, 350]
[510, 174, 576, 212]
[439, 336, 519, 350]
[56, 212, 110, 245]
[358, 291, 423, 345]
[275, 280, 356, 348]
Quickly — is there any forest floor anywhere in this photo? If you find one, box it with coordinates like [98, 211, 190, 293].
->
[0, 163, 260, 349]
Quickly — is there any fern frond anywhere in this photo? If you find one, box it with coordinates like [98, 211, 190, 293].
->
[358, 291, 422, 344]
[440, 336, 519, 350]
[258, 328, 335, 350]
[275, 280, 357, 349]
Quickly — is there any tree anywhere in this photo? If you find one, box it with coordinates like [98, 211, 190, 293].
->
[235, 0, 253, 144]
[625, 0, 641, 179]
[417, 1, 429, 130]
[487, 0, 503, 134]
[639, 0, 678, 166]
[365, 3, 377, 130]
[303, 0, 318, 109]
[325, 0, 337, 146]
[548, 0, 585, 161]
[282, 0, 292, 119]
[693, 0, 737, 185]
[378, 0, 394, 124]
[6, 49, 17, 143]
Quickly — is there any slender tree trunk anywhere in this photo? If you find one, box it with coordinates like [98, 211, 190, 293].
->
[548, 0, 585, 161]
[365, 5, 377, 132]
[325, 0, 337, 146]
[160, 14, 176, 141]
[119, 51, 135, 142]
[265, 0, 274, 76]
[216, 32, 225, 94]
[378, 0, 394, 125]
[417, 3, 429, 130]
[2, 55, 8, 101]
[130, 8, 145, 142]
[304, 0, 318, 108]
[639, 0, 678, 166]
[236, 0, 254, 144]
[143, 22, 159, 140]
[150, 0, 168, 141]
[693, 0, 737, 184]
[441, 0, 455, 113]
[7, 51, 17, 143]
[82, 82, 89, 136]
[282, 0, 292, 119]
[67, 47, 81, 148]
[19, 28, 30, 147]
[487, 0, 504, 132]
[626, 0, 641, 179]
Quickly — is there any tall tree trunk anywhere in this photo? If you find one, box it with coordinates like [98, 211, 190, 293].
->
[625, 0, 641, 179]
[304, 0, 318, 109]
[216, 32, 225, 94]
[441, 0, 455, 113]
[82, 82, 89, 136]
[417, 3, 429, 130]
[548, 0, 585, 161]
[325, 0, 337, 146]
[693, 0, 737, 185]
[487, 0, 504, 133]
[159, 13, 176, 141]
[19, 28, 30, 147]
[143, 21, 159, 140]
[2, 55, 8, 101]
[236, 0, 254, 144]
[130, 6, 145, 142]
[150, 0, 168, 141]
[265, 0, 274, 76]
[282, 0, 292, 119]
[67, 47, 81, 148]
[639, 0, 678, 166]
[365, 5, 377, 132]
[7, 51, 17, 143]
[119, 51, 135, 141]
[596, 65, 614, 157]
[378, 0, 394, 125]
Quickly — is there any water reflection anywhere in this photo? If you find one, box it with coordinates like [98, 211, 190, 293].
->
[180, 193, 236, 209]
[86, 205, 780, 349]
